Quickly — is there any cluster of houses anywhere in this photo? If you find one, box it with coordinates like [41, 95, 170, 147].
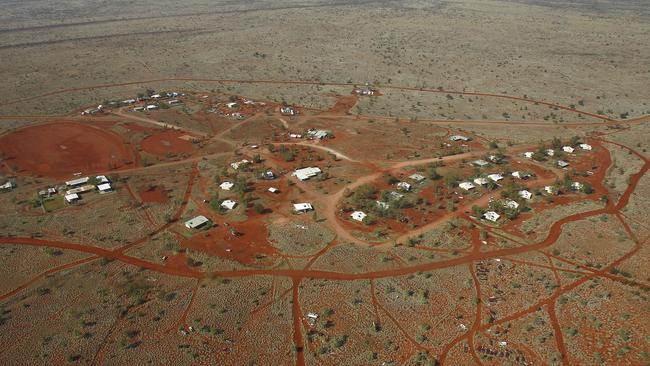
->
[523, 143, 592, 168]
[34, 175, 114, 206]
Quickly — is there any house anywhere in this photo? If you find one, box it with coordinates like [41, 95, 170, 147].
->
[122, 99, 136, 104]
[133, 106, 145, 112]
[397, 182, 411, 191]
[65, 193, 79, 203]
[544, 186, 557, 195]
[472, 160, 490, 167]
[376, 201, 390, 210]
[483, 211, 501, 222]
[351, 211, 367, 222]
[221, 199, 237, 210]
[473, 177, 489, 186]
[449, 135, 470, 142]
[488, 155, 503, 163]
[151, 94, 162, 99]
[292, 167, 322, 181]
[487, 173, 504, 182]
[168, 99, 181, 105]
[225, 102, 239, 109]
[96, 175, 110, 184]
[38, 187, 57, 198]
[0, 181, 15, 192]
[280, 106, 297, 116]
[546, 149, 555, 157]
[307, 129, 330, 139]
[409, 173, 426, 182]
[518, 190, 533, 200]
[523, 152, 534, 159]
[289, 133, 302, 139]
[268, 187, 279, 193]
[220, 181, 234, 191]
[388, 191, 404, 200]
[572, 182, 584, 191]
[66, 185, 95, 195]
[97, 183, 112, 193]
[579, 143, 592, 151]
[563, 146, 575, 154]
[66, 177, 89, 187]
[506, 200, 519, 209]
[230, 159, 250, 170]
[459, 182, 476, 191]
[512, 171, 531, 180]
[262, 170, 275, 180]
[557, 160, 569, 168]
[146, 104, 158, 111]
[185, 215, 209, 229]
[354, 84, 376, 96]
[293, 203, 313, 213]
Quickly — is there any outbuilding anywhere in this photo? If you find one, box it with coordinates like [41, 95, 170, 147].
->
[65, 193, 79, 203]
[97, 183, 112, 193]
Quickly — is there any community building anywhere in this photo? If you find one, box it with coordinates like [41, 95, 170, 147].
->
[185, 215, 210, 229]
[292, 167, 322, 181]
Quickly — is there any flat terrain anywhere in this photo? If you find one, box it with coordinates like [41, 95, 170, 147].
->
[0, 1, 649, 365]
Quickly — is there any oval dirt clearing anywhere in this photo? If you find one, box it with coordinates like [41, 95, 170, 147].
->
[0, 122, 137, 178]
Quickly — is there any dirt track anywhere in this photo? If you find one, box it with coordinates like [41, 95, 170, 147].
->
[0, 80, 648, 365]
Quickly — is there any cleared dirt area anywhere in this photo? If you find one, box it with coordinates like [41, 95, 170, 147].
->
[0, 122, 136, 178]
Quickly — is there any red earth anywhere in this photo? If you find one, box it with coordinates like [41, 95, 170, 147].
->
[0, 122, 137, 178]
[140, 130, 196, 156]
[139, 185, 169, 203]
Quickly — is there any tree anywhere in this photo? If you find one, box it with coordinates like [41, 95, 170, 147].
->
[489, 141, 499, 149]
[551, 137, 562, 149]
[427, 165, 440, 180]
[443, 175, 458, 188]
[253, 203, 265, 214]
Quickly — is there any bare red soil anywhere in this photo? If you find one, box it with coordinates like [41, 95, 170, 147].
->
[140, 130, 196, 156]
[139, 185, 169, 203]
[0, 122, 136, 178]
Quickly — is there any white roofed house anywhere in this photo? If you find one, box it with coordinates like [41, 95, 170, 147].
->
[472, 160, 490, 168]
[289, 133, 302, 139]
[96, 175, 110, 184]
[562, 146, 575, 154]
[65, 193, 79, 203]
[449, 135, 470, 142]
[483, 211, 501, 222]
[230, 159, 251, 170]
[487, 173, 504, 182]
[97, 183, 112, 193]
[146, 104, 159, 111]
[221, 199, 237, 210]
[459, 182, 476, 191]
[511, 171, 531, 180]
[66, 177, 89, 187]
[220, 181, 234, 191]
[523, 152, 534, 159]
[268, 187, 279, 193]
[473, 177, 489, 186]
[409, 173, 426, 182]
[225, 102, 239, 109]
[351, 211, 367, 222]
[185, 215, 210, 229]
[505, 200, 520, 209]
[546, 149, 555, 157]
[397, 182, 411, 192]
[307, 129, 330, 139]
[518, 190, 533, 200]
[572, 182, 584, 191]
[579, 143, 592, 151]
[544, 186, 557, 195]
[293, 203, 313, 213]
[557, 160, 570, 168]
[0, 180, 15, 192]
[292, 167, 322, 181]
